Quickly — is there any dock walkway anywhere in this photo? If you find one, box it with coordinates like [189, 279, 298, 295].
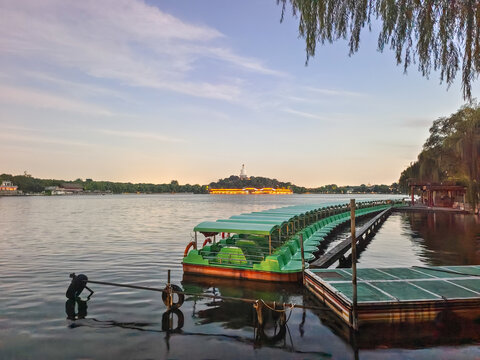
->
[310, 208, 392, 268]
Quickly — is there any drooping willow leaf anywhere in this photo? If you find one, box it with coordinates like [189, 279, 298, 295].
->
[278, 0, 480, 100]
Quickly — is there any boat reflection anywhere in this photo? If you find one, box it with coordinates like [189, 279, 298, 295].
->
[183, 274, 302, 348]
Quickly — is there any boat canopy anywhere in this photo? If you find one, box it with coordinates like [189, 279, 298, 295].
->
[232, 214, 294, 222]
[245, 212, 299, 218]
[193, 202, 357, 236]
[218, 218, 287, 226]
[194, 221, 279, 236]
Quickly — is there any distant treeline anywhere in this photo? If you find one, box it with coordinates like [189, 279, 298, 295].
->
[209, 175, 400, 194]
[0, 174, 208, 194]
[1, 173, 401, 195]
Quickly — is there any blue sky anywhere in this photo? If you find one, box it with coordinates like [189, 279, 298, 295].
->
[0, 0, 477, 187]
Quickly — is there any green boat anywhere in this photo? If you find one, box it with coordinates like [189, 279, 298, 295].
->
[183, 200, 400, 282]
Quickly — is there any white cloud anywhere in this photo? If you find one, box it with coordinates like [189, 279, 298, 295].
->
[0, 85, 113, 116]
[0, 0, 282, 101]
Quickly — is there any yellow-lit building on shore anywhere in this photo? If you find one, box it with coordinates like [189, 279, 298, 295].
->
[209, 187, 293, 195]
[0, 181, 18, 195]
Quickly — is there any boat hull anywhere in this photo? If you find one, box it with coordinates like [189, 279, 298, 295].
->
[182, 263, 302, 282]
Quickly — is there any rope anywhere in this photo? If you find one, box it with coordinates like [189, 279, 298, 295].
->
[83, 279, 332, 312]
[258, 299, 296, 324]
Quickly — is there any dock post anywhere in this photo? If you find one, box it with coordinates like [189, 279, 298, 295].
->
[300, 233, 305, 285]
[350, 199, 358, 331]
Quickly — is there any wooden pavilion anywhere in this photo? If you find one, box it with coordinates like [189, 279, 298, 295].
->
[408, 181, 467, 209]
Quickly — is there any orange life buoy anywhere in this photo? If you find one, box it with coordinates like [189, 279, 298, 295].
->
[202, 238, 212, 247]
[183, 241, 197, 257]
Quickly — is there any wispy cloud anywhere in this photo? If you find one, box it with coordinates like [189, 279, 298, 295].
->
[0, 0, 283, 102]
[400, 118, 433, 128]
[305, 86, 366, 97]
[22, 71, 133, 102]
[0, 131, 92, 148]
[0, 85, 113, 116]
[97, 129, 185, 143]
[283, 108, 328, 121]
[205, 47, 287, 77]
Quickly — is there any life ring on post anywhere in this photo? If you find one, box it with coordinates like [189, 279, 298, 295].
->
[183, 241, 197, 257]
[202, 238, 212, 248]
[162, 284, 185, 310]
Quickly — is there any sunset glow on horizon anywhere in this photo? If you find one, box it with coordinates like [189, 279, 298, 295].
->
[1, 0, 478, 187]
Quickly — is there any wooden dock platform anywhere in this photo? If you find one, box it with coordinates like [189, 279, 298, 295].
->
[310, 208, 392, 268]
[305, 265, 480, 325]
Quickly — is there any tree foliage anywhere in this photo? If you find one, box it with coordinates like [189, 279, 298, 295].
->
[399, 103, 480, 208]
[0, 174, 208, 194]
[279, 0, 480, 99]
[2, 174, 401, 195]
[210, 175, 400, 194]
[209, 175, 294, 190]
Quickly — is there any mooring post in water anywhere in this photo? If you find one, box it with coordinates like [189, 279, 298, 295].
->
[300, 233, 305, 285]
[165, 269, 173, 309]
[350, 199, 358, 331]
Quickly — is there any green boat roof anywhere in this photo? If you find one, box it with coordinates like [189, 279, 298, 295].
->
[218, 218, 287, 226]
[193, 200, 398, 236]
[194, 221, 279, 235]
[242, 211, 297, 219]
[234, 214, 294, 221]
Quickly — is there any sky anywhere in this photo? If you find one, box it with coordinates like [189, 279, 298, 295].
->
[0, 0, 478, 187]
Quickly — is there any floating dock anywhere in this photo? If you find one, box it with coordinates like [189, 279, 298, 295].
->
[305, 265, 480, 325]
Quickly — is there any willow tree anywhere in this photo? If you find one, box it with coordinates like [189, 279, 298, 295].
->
[399, 104, 480, 209]
[278, 0, 480, 99]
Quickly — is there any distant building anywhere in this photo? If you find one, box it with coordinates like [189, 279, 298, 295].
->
[46, 183, 84, 195]
[408, 181, 467, 209]
[209, 187, 292, 195]
[0, 180, 18, 195]
[239, 164, 248, 180]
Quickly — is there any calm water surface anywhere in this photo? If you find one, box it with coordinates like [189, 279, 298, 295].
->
[0, 194, 479, 359]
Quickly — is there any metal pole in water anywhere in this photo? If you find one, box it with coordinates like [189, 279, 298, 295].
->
[350, 199, 358, 330]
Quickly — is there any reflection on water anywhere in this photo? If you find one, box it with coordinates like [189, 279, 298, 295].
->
[356, 212, 480, 267]
[1, 195, 480, 359]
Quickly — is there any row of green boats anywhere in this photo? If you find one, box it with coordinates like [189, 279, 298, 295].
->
[183, 200, 402, 282]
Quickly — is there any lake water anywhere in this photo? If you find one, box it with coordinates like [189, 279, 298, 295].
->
[1, 194, 479, 359]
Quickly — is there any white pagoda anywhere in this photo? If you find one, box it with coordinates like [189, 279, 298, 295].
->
[239, 164, 248, 180]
